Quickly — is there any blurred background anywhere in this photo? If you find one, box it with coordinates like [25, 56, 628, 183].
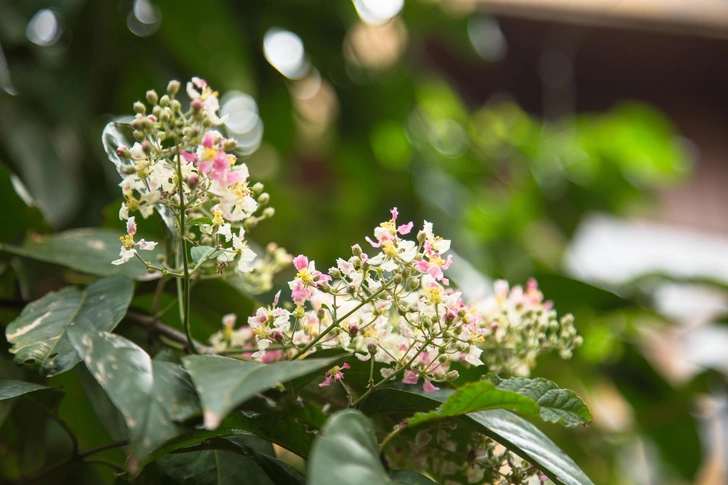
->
[1, 0, 728, 484]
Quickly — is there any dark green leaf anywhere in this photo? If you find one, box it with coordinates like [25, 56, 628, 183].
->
[158, 437, 304, 485]
[309, 410, 393, 484]
[68, 328, 200, 460]
[389, 469, 438, 484]
[487, 375, 591, 427]
[0, 380, 49, 400]
[407, 380, 540, 427]
[1, 229, 164, 280]
[182, 354, 340, 429]
[5, 276, 134, 376]
[0, 163, 46, 243]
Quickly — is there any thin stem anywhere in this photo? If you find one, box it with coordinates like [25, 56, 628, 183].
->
[78, 440, 129, 459]
[126, 311, 213, 353]
[174, 136, 197, 355]
[293, 280, 392, 359]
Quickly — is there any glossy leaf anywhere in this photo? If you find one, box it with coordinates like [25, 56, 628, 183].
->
[1, 229, 163, 280]
[182, 354, 340, 429]
[487, 375, 591, 427]
[308, 410, 393, 485]
[68, 328, 200, 460]
[360, 387, 594, 485]
[5, 276, 134, 376]
[407, 380, 540, 427]
[0, 380, 50, 401]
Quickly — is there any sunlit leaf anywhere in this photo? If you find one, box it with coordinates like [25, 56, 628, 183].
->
[487, 375, 591, 427]
[68, 328, 200, 460]
[5, 276, 134, 376]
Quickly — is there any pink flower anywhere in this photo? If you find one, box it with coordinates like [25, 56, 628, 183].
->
[291, 279, 314, 304]
[422, 380, 439, 393]
[202, 132, 215, 149]
[319, 363, 351, 387]
[181, 150, 197, 162]
[402, 371, 419, 385]
[293, 255, 309, 271]
[126, 217, 137, 235]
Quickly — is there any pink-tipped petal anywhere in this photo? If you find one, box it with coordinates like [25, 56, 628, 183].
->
[293, 255, 309, 271]
[423, 380, 439, 393]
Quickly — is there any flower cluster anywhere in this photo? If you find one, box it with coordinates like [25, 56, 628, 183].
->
[111, 78, 274, 277]
[213, 208, 581, 391]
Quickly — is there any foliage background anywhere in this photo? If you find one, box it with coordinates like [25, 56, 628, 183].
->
[0, 0, 726, 484]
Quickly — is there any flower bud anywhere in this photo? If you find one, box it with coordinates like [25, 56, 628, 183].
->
[133, 101, 146, 114]
[252, 182, 264, 194]
[434, 371, 446, 381]
[328, 268, 342, 279]
[446, 370, 459, 381]
[152, 105, 162, 118]
[316, 308, 326, 320]
[393, 274, 403, 285]
[159, 94, 170, 107]
[352, 244, 362, 257]
[458, 308, 468, 318]
[258, 192, 270, 205]
[262, 207, 275, 218]
[438, 354, 448, 364]
[409, 279, 420, 290]
[191, 99, 203, 112]
[367, 343, 377, 354]
[141, 140, 152, 154]
[417, 230, 426, 244]
[167, 80, 180, 96]
[272, 330, 284, 342]
[223, 138, 238, 152]
[122, 165, 137, 174]
[146, 90, 158, 105]
[171, 99, 181, 112]
[160, 110, 171, 123]
[348, 324, 359, 337]
[116, 145, 131, 158]
[187, 174, 199, 189]
[133, 130, 145, 141]
[244, 217, 258, 229]
[347, 284, 356, 295]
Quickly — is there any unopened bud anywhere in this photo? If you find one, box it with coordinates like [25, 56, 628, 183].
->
[222, 138, 238, 152]
[258, 192, 270, 205]
[446, 370, 459, 381]
[328, 268, 342, 279]
[133, 130, 145, 141]
[141, 140, 152, 154]
[347, 284, 356, 295]
[316, 308, 326, 320]
[146, 90, 158, 105]
[160, 110, 171, 123]
[187, 174, 199, 189]
[394, 274, 403, 285]
[122, 165, 137, 174]
[272, 330, 284, 342]
[116, 146, 131, 158]
[159, 94, 170, 107]
[133, 101, 146, 114]
[191, 99, 203, 112]
[262, 207, 275, 218]
[409, 279, 420, 290]
[458, 308, 468, 318]
[438, 354, 448, 364]
[417, 231, 426, 244]
[434, 371, 446, 381]
[244, 217, 258, 229]
[348, 324, 359, 337]
[352, 244, 362, 257]
[167, 80, 180, 96]
[171, 99, 181, 111]
[252, 182, 264, 194]
[368, 343, 377, 354]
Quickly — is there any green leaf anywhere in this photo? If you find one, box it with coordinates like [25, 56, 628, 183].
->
[487, 375, 591, 427]
[182, 354, 340, 429]
[0, 380, 50, 400]
[0, 229, 164, 280]
[68, 328, 200, 460]
[389, 469, 438, 484]
[158, 437, 304, 485]
[308, 410, 393, 485]
[190, 245, 217, 265]
[5, 276, 134, 376]
[217, 404, 326, 459]
[186, 217, 213, 226]
[360, 387, 594, 485]
[407, 380, 540, 427]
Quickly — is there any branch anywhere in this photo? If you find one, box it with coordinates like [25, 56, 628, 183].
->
[125, 311, 213, 353]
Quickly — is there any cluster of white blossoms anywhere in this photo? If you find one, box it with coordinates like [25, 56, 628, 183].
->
[212, 208, 581, 391]
[110, 78, 276, 277]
